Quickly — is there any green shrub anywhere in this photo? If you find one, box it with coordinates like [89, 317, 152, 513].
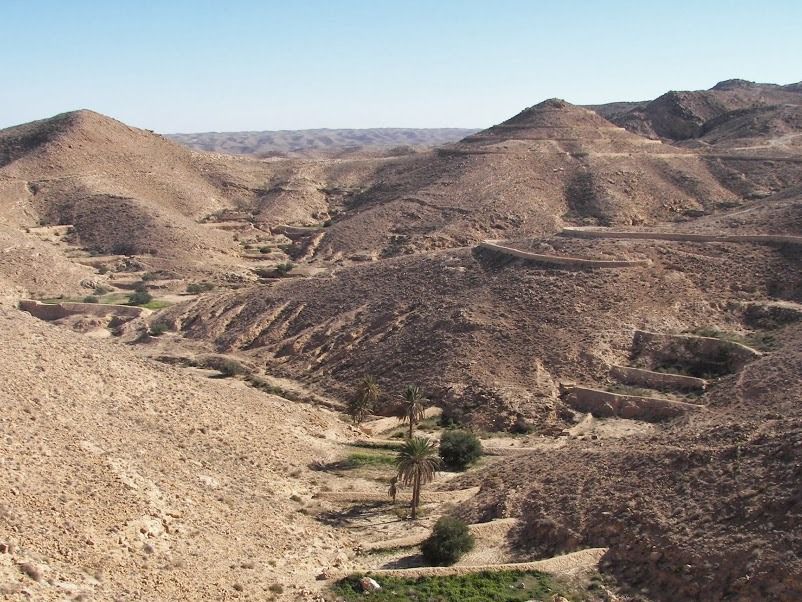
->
[186, 282, 215, 294]
[93, 284, 112, 295]
[218, 358, 245, 377]
[276, 262, 295, 275]
[511, 415, 533, 435]
[421, 517, 475, 566]
[150, 322, 169, 336]
[83, 295, 99, 304]
[128, 290, 153, 306]
[259, 246, 272, 254]
[439, 430, 482, 470]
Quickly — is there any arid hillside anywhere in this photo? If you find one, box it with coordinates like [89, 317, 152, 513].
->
[0, 110, 261, 276]
[3, 80, 802, 601]
[589, 80, 802, 217]
[163, 209, 802, 429]
[0, 304, 365, 600]
[455, 320, 802, 601]
[168, 128, 480, 158]
[305, 99, 739, 260]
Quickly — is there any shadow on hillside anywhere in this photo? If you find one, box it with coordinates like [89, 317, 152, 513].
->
[317, 502, 403, 528]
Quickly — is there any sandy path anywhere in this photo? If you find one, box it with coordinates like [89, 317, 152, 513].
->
[361, 406, 442, 436]
[316, 486, 480, 505]
[361, 518, 519, 554]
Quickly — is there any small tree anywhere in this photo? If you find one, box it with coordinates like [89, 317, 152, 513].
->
[395, 437, 439, 519]
[348, 375, 380, 425]
[187, 282, 214, 294]
[276, 262, 295, 276]
[128, 290, 152, 306]
[217, 358, 245, 377]
[149, 322, 169, 336]
[439, 430, 483, 470]
[398, 384, 427, 439]
[421, 517, 475, 566]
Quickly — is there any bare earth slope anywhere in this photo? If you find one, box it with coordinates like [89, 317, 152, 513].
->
[163, 209, 802, 431]
[0, 305, 356, 600]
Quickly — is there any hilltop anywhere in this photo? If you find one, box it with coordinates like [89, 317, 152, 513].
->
[0, 110, 257, 280]
[591, 79, 802, 141]
[310, 98, 737, 260]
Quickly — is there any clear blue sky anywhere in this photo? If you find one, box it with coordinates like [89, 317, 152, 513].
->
[2, 0, 800, 133]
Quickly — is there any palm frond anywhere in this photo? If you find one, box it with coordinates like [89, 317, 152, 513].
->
[396, 437, 440, 487]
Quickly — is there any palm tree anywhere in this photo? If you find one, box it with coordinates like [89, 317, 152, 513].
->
[398, 384, 427, 439]
[395, 437, 440, 519]
[348, 375, 381, 425]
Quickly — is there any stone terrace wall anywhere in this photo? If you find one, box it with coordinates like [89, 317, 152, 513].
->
[610, 365, 707, 392]
[561, 228, 802, 246]
[632, 330, 761, 376]
[564, 386, 702, 422]
[19, 299, 147, 321]
[478, 241, 651, 269]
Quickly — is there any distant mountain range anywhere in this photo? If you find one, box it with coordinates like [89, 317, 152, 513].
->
[167, 127, 480, 158]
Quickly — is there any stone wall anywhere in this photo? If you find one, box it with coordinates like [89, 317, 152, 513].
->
[610, 365, 707, 392]
[561, 228, 802, 246]
[564, 385, 702, 422]
[632, 330, 760, 377]
[478, 241, 651, 269]
[19, 299, 147, 321]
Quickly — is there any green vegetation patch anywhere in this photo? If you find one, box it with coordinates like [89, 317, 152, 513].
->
[331, 570, 580, 602]
[605, 384, 663, 397]
[351, 440, 405, 451]
[141, 299, 173, 310]
[343, 450, 397, 468]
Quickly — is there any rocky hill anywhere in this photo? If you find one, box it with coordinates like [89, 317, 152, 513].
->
[592, 79, 802, 141]
[0, 110, 260, 278]
[455, 319, 802, 601]
[309, 99, 738, 260]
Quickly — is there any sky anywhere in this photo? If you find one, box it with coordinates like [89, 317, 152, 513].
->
[1, 0, 801, 133]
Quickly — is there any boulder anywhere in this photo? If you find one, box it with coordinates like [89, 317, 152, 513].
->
[360, 577, 381, 592]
